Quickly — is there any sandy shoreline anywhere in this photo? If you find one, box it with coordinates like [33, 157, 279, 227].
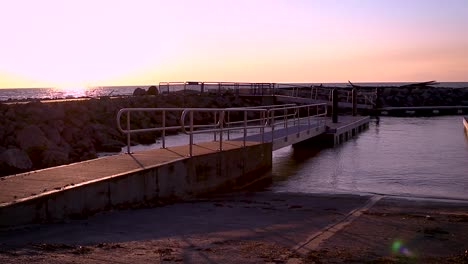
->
[0, 191, 467, 263]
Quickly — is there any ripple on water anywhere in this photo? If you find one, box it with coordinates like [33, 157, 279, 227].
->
[270, 116, 468, 201]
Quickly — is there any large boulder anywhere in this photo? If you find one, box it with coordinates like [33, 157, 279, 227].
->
[40, 124, 64, 146]
[133, 88, 146, 96]
[0, 148, 33, 170]
[147, 86, 159, 95]
[16, 125, 50, 152]
[41, 147, 70, 167]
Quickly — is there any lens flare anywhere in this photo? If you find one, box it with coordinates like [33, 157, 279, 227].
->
[391, 239, 413, 257]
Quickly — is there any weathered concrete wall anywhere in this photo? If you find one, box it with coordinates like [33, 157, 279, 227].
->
[0, 143, 272, 227]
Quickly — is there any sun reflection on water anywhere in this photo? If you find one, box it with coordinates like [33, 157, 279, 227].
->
[54, 85, 90, 98]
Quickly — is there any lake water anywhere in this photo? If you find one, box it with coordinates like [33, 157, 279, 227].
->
[270, 116, 468, 200]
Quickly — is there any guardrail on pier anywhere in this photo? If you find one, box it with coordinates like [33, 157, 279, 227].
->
[116, 103, 327, 156]
[157, 81, 377, 107]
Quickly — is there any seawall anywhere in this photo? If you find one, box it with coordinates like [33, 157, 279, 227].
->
[0, 141, 272, 227]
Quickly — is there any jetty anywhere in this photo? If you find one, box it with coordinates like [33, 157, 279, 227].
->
[0, 83, 371, 227]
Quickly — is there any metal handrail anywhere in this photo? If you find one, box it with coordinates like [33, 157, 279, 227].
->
[117, 103, 328, 157]
[117, 107, 269, 156]
[225, 104, 296, 130]
[267, 103, 328, 138]
[117, 108, 188, 154]
[180, 108, 268, 156]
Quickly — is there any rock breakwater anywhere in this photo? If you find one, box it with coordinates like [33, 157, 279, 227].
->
[0, 94, 260, 176]
[378, 86, 468, 107]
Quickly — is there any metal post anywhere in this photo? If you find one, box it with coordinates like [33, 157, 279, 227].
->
[317, 105, 319, 128]
[227, 112, 231, 140]
[297, 107, 300, 134]
[332, 89, 338, 123]
[284, 109, 288, 136]
[376, 87, 382, 110]
[352, 88, 358, 116]
[183, 82, 187, 107]
[189, 111, 193, 157]
[162, 110, 166, 148]
[284, 109, 287, 128]
[261, 111, 265, 143]
[243, 111, 247, 147]
[126, 111, 131, 154]
[307, 106, 310, 129]
[219, 111, 224, 151]
[271, 111, 275, 141]
[214, 112, 217, 142]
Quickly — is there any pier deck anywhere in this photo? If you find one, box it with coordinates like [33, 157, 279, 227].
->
[0, 115, 369, 226]
[0, 141, 260, 206]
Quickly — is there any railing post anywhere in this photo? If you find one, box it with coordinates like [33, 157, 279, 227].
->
[189, 111, 193, 157]
[308, 106, 311, 129]
[317, 105, 319, 128]
[284, 109, 287, 128]
[352, 88, 358, 116]
[183, 83, 187, 107]
[261, 111, 265, 143]
[162, 110, 166, 148]
[332, 89, 339, 123]
[243, 111, 247, 147]
[227, 111, 231, 140]
[126, 111, 131, 154]
[214, 112, 217, 142]
[271, 111, 275, 141]
[297, 107, 300, 134]
[285, 109, 288, 136]
[219, 111, 224, 151]
[375, 87, 382, 110]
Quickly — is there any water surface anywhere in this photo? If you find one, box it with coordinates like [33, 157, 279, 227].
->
[270, 116, 468, 200]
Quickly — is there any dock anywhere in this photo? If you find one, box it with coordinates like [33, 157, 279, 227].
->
[0, 103, 369, 227]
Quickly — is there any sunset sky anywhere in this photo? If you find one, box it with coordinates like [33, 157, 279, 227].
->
[1, 0, 467, 88]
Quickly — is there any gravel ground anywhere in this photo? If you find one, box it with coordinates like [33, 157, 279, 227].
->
[1, 192, 467, 263]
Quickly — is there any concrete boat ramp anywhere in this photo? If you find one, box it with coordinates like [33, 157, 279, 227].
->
[0, 115, 370, 227]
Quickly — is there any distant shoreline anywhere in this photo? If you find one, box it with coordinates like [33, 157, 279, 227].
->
[1, 82, 468, 102]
